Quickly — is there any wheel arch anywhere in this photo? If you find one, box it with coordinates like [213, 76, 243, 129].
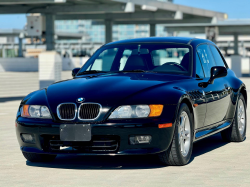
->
[181, 98, 194, 116]
[240, 86, 247, 107]
[175, 95, 194, 129]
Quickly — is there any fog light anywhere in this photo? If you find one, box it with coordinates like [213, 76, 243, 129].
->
[129, 135, 152, 144]
[21, 134, 35, 144]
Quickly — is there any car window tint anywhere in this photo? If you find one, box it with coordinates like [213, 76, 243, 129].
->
[209, 45, 226, 67]
[119, 49, 132, 70]
[197, 45, 216, 77]
[151, 48, 190, 72]
[196, 52, 205, 78]
[89, 48, 118, 71]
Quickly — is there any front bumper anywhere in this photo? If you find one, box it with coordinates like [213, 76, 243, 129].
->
[16, 117, 175, 155]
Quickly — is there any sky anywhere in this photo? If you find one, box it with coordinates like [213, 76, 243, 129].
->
[175, 0, 250, 19]
[0, 0, 250, 29]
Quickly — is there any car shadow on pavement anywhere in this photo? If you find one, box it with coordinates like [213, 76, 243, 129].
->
[26, 133, 228, 169]
[189, 133, 229, 163]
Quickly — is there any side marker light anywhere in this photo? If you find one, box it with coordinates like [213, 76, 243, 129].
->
[158, 123, 172, 128]
[193, 104, 198, 107]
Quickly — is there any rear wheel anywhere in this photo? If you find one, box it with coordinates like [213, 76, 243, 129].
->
[221, 93, 247, 142]
[22, 152, 57, 162]
[158, 103, 193, 166]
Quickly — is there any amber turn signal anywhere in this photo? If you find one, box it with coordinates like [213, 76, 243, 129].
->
[193, 104, 198, 107]
[21, 105, 30, 117]
[158, 123, 172, 128]
[148, 105, 164, 117]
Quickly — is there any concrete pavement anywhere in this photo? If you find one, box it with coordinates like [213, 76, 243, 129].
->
[0, 71, 72, 98]
[0, 78, 250, 187]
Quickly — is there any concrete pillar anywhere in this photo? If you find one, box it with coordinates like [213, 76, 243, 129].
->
[18, 37, 23, 57]
[2, 46, 6, 58]
[150, 23, 156, 37]
[231, 55, 242, 77]
[234, 33, 239, 55]
[105, 19, 113, 44]
[39, 14, 61, 89]
[45, 14, 55, 51]
[231, 33, 241, 77]
[39, 51, 62, 89]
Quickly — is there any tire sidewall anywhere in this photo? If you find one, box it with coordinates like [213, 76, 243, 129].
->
[174, 103, 194, 164]
[235, 94, 247, 141]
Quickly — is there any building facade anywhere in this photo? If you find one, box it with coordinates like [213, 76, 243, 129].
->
[55, 20, 168, 43]
[55, 0, 172, 43]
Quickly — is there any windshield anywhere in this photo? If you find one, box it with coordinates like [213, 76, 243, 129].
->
[77, 43, 192, 76]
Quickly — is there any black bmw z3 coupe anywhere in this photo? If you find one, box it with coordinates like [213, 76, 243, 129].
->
[16, 37, 247, 166]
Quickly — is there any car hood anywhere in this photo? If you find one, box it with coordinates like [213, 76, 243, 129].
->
[46, 73, 189, 108]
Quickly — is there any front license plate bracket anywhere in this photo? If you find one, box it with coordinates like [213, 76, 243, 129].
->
[60, 124, 91, 141]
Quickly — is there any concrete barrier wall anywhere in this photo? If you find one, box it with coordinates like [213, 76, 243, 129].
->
[0, 57, 89, 72]
[225, 57, 250, 74]
[0, 58, 38, 72]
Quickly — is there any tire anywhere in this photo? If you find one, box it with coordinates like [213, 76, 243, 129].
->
[221, 93, 247, 142]
[22, 152, 57, 162]
[158, 103, 194, 166]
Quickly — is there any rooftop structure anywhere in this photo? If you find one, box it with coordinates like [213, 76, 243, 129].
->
[0, 0, 226, 50]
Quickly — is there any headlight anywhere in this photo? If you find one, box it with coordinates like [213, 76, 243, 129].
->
[109, 105, 163, 119]
[21, 105, 52, 119]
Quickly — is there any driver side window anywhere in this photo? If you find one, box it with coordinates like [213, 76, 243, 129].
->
[197, 45, 216, 77]
[196, 53, 205, 78]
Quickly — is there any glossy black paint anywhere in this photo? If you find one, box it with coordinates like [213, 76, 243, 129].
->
[16, 37, 246, 156]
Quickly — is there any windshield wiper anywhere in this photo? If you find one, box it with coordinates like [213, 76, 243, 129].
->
[77, 70, 107, 75]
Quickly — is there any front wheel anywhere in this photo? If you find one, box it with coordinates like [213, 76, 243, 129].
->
[22, 152, 57, 162]
[221, 93, 247, 142]
[158, 103, 193, 166]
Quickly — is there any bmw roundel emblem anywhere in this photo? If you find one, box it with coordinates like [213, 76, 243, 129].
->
[77, 97, 85, 103]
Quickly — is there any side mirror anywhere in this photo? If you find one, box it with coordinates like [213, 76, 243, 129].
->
[72, 68, 81, 77]
[208, 66, 227, 84]
[199, 66, 227, 88]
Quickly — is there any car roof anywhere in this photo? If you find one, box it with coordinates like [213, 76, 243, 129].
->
[106, 37, 214, 46]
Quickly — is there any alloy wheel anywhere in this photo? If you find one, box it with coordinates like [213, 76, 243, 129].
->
[178, 111, 191, 157]
[238, 99, 246, 136]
